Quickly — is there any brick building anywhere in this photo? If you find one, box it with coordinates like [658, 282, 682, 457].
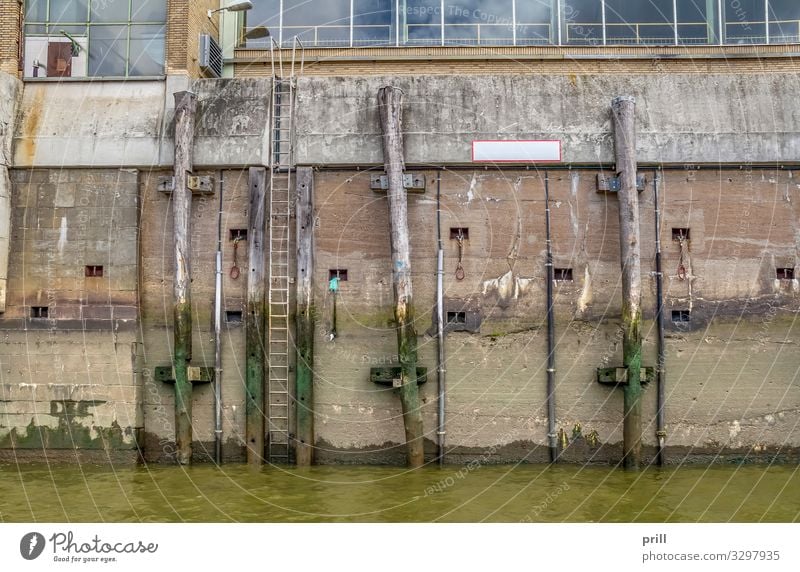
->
[0, 1, 799, 466]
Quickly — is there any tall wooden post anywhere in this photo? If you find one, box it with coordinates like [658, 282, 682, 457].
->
[377, 86, 425, 468]
[246, 167, 267, 465]
[172, 91, 197, 465]
[295, 167, 315, 466]
[612, 96, 643, 470]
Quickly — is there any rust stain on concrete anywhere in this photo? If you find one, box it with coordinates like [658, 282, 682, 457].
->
[20, 88, 45, 164]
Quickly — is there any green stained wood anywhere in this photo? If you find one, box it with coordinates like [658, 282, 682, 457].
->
[295, 167, 315, 466]
[612, 96, 643, 471]
[171, 90, 196, 466]
[378, 85, 425, 468]
[246, 167, 267, 465]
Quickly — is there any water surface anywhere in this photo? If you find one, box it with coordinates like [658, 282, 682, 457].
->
[1, 463, 798, 522]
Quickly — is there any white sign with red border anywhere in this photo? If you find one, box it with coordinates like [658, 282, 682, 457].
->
[472, 140, 562, 163]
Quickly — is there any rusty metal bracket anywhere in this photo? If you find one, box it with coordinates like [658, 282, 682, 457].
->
[596, 172, 647, 193]
[596, 366, 655, 386]
[370, 366, 428, 386]
[155, 366, 215, 384]
[370, 173, 426, 193]
[157, 175, 215, 195]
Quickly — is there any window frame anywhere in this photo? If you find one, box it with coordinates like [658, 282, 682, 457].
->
[23, 0, 167, 80]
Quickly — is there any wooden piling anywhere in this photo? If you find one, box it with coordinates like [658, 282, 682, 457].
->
[295, 167, 315, 466]
[612, 96, 643, 470]
[377, 86, 425, 468]
[246, 167, 267, 465]
[172, 91, 196, 465]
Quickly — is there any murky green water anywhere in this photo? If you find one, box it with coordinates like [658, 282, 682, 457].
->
[1, 463, 798, 523]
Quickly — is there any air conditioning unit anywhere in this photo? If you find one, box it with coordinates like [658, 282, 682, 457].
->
[199, 34, 223, 78]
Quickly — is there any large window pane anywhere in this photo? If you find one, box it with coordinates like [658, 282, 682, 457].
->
[25, 0, 48, 22]
[444, 1, 514, 45]
[677, 0, 714, 44]
[354, 0, 396, 45]
[49, 0, 89, 23]
[244, 0, 280, 47]
[131, 0, 167, 22]
[768, 0, 800, 43]
[88, 24, 127, 76]
[283, 0, 350, 26]
[604, 0, 674, 44]
[515, 0, 554, 45]
[283, 0, 350, 46]
[92, 0, 130, 22]
[563, 0, 602, 45]
[724, 0, 766, 43]
[404, 0, 442, 45]
[128, 24, 164, 75]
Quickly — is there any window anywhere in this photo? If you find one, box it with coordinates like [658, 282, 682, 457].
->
[283, 0, 351, 46]
[404, 0, 442, 45]
[769, 0, 800, 43]
[329, 269, 349, 281]
[23, 0, 166, 78]
[677, 0, 715, 44]
[776, 267, 795, 280]
[240, 1, 799, 48]
[85, 265, 104, 277]
[354, 0, 397, 46]
[724, 0, 766, 44]
[244, 0, 280, 47]
[605, 0, 674, 45]
[562, 0, 603, 45]
[444, 1, 514, 46]
[516, 0, 554, 45]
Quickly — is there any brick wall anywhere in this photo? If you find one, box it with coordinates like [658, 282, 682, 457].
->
[0, 0, 22, 77]
[167, 0, 223, 77]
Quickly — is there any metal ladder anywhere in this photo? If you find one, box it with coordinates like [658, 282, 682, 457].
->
[266, 38, 304, 463]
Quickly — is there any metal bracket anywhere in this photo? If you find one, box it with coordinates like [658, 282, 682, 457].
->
[154, 366, 215, 384]
[370, 173, 426, 193]
[157, 175, 215, 195]
[596, 366, 655, 386]
[596, 173, 647, 193]
[370, 366, 428, 386]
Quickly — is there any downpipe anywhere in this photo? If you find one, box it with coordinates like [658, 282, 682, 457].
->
[544, 172, 558, 463]
[436, 172, 446, 466]
[214, 171, 225, 464]
[653, 170, 667, 465]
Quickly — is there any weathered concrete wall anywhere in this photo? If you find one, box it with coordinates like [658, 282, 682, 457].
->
[192, 79, 272, 167]
[0, 70, 22, 312]
[13, 74, 800, 171]
[310, 168, 800, 464]
[13, 78, 273, 169]
[0, 168, 140, 461]
[138, 169, 251, 462]
[294, 74, 800, 167]
[14, 82, 166, 168]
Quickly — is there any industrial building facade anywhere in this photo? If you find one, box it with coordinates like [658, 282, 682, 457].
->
[0, 0, 798, 466]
